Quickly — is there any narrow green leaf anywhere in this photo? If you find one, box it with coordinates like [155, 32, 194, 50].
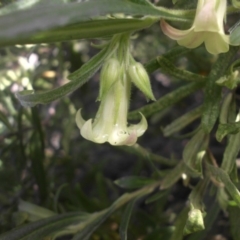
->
[229, 206, 240, 240]
[201, 46, 238, 133]
[189, 179, 209, 211]
[114, 176, 155, 189]
[145, 190, 169, 204]
[183, 129, 209, 175]
[128, 82, 204, 120]
[126, 0, 154, 7]
[0, 0, 41, 16]
[163, 105, 203, 137]
[161, 161, 185, 190]
[157, 57, 206, 82]
[72, 181, 160, 240]
[0, 0, 192, 46]
[18, 200, 56, 222]
[0, 110, 13, 131]
[28, 107, 47, 200]
[170, 207, 189, 240]
[145, 46, 190, 73]
[0, 212, 85, 240]
[119, 200, 135, 240]
[207, 164, 240, 206]
[221, 131, 240, 174]
[145, 227, 173, 240]
[216, 121, 240, 141]
[2, 17, 156, 46]
[230, 25, 240, 46]
[118, 144, 178, 166]
[16, 46, 110, 107]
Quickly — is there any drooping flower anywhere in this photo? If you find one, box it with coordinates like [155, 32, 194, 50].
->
[76, 64, 147, 146]
[160, 0, 229, 54]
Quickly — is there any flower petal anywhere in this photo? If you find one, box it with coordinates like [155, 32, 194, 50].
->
[177, 31, 204, 49]
[75, 109, 86, 129]
[81, 119, 106, 144]
[160, 19, 193, 41]
[204, 32, 229, 54]
[128, 113, 148, 137]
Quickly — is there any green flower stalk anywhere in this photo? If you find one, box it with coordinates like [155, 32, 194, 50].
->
[160, 0, 229, 54]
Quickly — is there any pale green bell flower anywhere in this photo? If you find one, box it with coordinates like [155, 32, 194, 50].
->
[76, 68, 147, 146]
[160, 0, 229, 54]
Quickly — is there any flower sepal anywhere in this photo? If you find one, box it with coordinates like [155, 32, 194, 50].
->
[128, 62, 156, 101]
[98, 58, 120, 101]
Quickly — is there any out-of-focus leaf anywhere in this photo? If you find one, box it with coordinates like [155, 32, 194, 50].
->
[145, 227, 173, 240]
[71, 181, 160, 240]
[207, 164, 240, 206]
[145, 190, 169, 204]
[29, 107, 47, 200]
[0, 212, 87, 240]
[0, 110, 13, 131]
[119, 200, 135, 240]
[229, 206, 240, 240]
[221, 131, 240, 174]
[0, 182, 160, 240]
[216, 122, 240, 141]
[119, 144, 178, 166]
[145, 46, 190, 73]
[230, 25, 240, 46]
[170, 207, 189, 240]
[18, 200, 56, 222]
[161, 161, 185, 189]
[189, 179, 208, 211]
[0, 0, 192, 46]
[127, 0, 154, 7]
[114, 176, 155, 189]
[157, 57, 206, 82]
[16, 45, 110, 107]
[3, 17, 156, 46]
[0, 0, 40, 16]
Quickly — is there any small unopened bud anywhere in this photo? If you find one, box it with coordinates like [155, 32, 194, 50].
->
[184, 208, 205, 235]
[216, 70, 240, 89]
[98, 58, 120, 101]
[128, 63, 156, 101]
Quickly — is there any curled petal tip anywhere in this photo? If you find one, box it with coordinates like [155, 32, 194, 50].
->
[75, 109, 86, 129]
[128, 112, 148, 137]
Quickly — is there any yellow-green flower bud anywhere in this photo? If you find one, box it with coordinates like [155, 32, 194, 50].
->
[184, 208, 205, 235]
[128, 62, 156, 101]
[98, 58, 120, 101]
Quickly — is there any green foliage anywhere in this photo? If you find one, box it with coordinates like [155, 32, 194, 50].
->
[1, 0, 240, 240]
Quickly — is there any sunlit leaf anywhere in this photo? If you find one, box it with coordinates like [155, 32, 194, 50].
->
[16, 45, 111, 107]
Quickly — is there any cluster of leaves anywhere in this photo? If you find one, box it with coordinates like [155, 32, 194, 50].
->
[1, 0, 240, 240]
